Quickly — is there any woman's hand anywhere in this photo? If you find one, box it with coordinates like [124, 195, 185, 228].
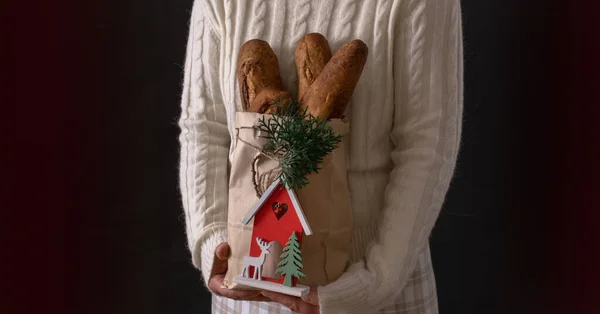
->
[209, 242, 320, 312]
[208, 243, 270, 301]
[261, 287, 320, 314]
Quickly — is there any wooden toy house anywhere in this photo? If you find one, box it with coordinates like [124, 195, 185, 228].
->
[233, 178, 313, 297]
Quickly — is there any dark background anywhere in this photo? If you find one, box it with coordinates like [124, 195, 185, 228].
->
[5, 0, 600, 314]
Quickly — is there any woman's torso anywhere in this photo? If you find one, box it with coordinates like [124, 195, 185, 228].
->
[219, 0, 404, 231]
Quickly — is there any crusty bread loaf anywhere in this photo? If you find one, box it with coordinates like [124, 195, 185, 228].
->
[248, 88, 292, 114]
[295, 33, 332, 102]
[237, 39, 284, 112]
[300, 39, 368, 120]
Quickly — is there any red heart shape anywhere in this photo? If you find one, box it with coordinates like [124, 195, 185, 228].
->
[271, 202, 288, 220]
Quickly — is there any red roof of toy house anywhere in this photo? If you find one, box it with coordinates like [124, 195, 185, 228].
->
[241, 178, 312, 235]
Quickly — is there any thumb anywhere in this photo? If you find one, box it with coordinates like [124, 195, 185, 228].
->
[210, 243, 230, 277]
[215, 243, 230, 261]
[301, 287, 319, 305]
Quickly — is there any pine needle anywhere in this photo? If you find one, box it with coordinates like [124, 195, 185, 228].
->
[256, 99, 342, 190]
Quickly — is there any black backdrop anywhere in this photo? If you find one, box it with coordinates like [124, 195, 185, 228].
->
[6, 0, 600, 314]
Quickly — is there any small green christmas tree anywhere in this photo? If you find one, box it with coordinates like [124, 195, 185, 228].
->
[276, 231, 305, 287]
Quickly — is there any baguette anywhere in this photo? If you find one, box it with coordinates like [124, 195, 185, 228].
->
[295, 33, 332, 102]
[300, 39, 368, 120]
[237, 39, 285, 111]
[249, 88, 292, 114]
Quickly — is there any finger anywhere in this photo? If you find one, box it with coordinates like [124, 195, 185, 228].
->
[215, 243, 230, 260]
[222, 289, 263, 300]
[261, 291, 301, 312]
[211, 243, 229, 276]
[216, 286, 266, 301]
[208, 274, 225, 292]
[300, 287, 319, 305]
[246, 295, 272, 302]
[209, 275, 270, 301]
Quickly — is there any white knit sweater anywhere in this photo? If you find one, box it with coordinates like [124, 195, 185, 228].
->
[178, 0, 462, 313]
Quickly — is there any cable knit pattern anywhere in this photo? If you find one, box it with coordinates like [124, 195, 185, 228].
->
[406, 0, 427, 117]
[287, 0, 311, 93]
[250, 0, 266, 39]
[223, 0, 235, 111]
[315, 0, 334, 37]
[337, 1, 357, 41]
[178, 1, 463, 313]
[193, 17, 206, 104]
[373, 0, 390, 65]
[267, 0, 286, 68]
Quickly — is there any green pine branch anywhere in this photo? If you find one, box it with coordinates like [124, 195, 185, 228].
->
[292, 259, 303, 268]
[278, 252, 290, 261]
[256, 99, 342, 191]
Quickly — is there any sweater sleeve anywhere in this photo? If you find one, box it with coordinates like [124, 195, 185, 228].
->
[178, 1, 229, 288]
[318, 0, 463, 312]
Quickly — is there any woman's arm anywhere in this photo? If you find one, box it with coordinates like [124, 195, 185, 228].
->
[318, 0, 463, 312]
[179, 0, 229, 288]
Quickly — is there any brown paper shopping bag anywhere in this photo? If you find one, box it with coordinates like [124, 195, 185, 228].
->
[222, 112, 353, 290]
